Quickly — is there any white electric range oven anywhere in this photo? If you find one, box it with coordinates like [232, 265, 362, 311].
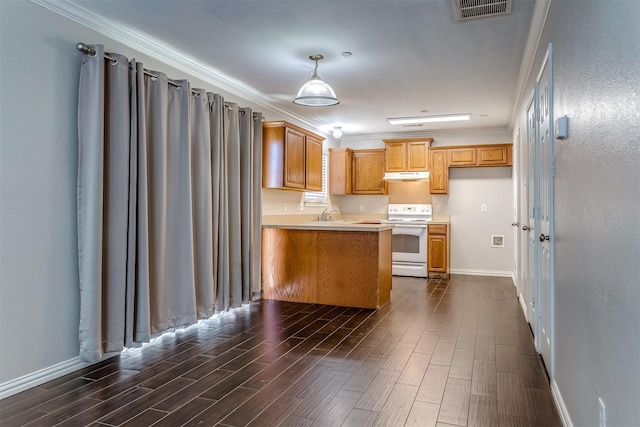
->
[382, 204, 432, 277]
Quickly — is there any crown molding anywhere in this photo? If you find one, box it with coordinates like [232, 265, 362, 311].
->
[342, 127, 512, 143]
[30, 0, 324, 133]
[509, 0, 553, 127]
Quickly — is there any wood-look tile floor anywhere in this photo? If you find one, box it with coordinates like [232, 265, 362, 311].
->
[0, 275, 562, 427]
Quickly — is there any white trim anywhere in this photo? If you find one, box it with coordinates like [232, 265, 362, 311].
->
[0, 357, 91, 399]
[450, 268, 513, 277]
[343, 127, 511, 143]
[29, 0, 329, 138]
[509, 0, 553, 128]
[519, 293, 528, 320]
[551, 379, 574, 427]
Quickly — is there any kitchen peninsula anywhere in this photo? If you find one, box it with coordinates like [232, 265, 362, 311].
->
[262, 220, 393, 309]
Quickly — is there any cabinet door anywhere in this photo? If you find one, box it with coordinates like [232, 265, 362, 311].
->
[449, 147, 476, 166]
[385, 142, 406, 172]
[429, 149, 448, 194]
[427, 234, 447, 272]
[329, 148, 352, 195]
[353, 150, 386, 194]
[477, 146, 509, 165]
[406, 141, 429, 171]
[305, 135, 323, 191]
[283, 127, 306, 189]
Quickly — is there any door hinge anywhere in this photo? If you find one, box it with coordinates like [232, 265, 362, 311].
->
[552, 157, 556, 177]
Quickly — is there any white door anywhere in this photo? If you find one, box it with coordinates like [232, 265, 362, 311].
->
[524, 92, 538, 342]
[536, 44, 554, 376]
[512, 131, 521, 297]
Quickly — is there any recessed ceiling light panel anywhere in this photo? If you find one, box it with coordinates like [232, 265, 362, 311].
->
[387, 113, 471, 125]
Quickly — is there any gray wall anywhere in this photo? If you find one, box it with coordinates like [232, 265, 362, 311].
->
[513, 1, 640, 425]
[1, 0, 84, 384]
[0, 0, 267, 386]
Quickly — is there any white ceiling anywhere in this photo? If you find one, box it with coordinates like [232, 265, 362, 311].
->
[61, 0, 536, 138]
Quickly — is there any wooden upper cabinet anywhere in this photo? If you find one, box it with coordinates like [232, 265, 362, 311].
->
[406, 141, 430, 170]
[383, 138, 432, 172]
[385, 142, 407, 172]
[352, 149, 386, 195]
[449, 147, 476, 166]
[328, 148, 353, 195]
[429, 149, 448, 194]
[262, 121, 325, 191]
[283, 127, 306, 189]
[477, 145, 511, 166]
[305, 134, 323, 191]
[448, 144, 513, 168]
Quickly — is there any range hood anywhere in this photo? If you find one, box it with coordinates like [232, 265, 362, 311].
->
[383, 171, 430, 181]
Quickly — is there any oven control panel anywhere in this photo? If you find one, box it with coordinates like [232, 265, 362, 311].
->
[387, 204, 433, 216]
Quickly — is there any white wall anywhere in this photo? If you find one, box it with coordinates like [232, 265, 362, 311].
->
[433, 167, 514, 275]
[324, 130, 515, 275]
[513, 1, 640, 426]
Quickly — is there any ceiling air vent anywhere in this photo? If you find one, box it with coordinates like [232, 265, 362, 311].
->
[454, 0, 512, 21]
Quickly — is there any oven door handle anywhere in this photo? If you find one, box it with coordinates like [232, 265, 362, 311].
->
[390, 224, 428, 229]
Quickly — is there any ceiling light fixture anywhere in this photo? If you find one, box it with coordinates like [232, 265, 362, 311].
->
[293, 55, 339, 107]
[387, 113, 471, 125]
[332, 126, 343, 138]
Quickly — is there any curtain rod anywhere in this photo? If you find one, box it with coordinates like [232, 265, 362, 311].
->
[76, 42, 261, 118]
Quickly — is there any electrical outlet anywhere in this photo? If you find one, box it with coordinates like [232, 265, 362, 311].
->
[481, 204, 487, 213]
[599, 398, 606, 427]
[296, 203, 300, 211]
[436, 204, 441, 212]
[359, 204, 364, 212]
[283, 203, 288, 212]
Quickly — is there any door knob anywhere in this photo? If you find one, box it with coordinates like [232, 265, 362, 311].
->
[511, 222, 519, 227]
[539, 233, 549, 242]
[522, 225, 531, 231]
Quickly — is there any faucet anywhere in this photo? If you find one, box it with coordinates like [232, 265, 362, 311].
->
[320, 208, 338, 221]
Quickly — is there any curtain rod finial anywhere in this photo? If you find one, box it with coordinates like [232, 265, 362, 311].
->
[76, 42, 95, 56]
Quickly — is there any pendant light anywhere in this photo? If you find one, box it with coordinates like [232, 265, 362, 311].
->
[293, 55, 339, 107]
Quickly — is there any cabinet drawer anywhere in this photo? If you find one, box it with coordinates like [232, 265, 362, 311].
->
[428, 224, 447, 235]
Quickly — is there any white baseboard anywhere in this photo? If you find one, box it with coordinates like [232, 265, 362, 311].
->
[0, 357, 91, 400]
[450, 268, 514, 277]
[519, 293, 528, 320]
[551, 379, 573, 427]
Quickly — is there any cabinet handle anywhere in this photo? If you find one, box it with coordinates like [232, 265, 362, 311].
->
[539, 233, 550, 242]
[511, 222, 519, 227]
[522, 225, 531, 231]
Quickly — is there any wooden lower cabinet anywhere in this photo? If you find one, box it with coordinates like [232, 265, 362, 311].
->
[428, 224, 448, 278]
[262, 227, 392, 309]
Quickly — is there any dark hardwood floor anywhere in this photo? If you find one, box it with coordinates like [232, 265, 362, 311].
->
[0, 275, 562, 426]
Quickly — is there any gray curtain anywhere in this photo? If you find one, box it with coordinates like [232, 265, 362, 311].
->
[77, 45, 262, 362]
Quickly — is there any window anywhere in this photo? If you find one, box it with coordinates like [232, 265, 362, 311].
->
[303, 150, 329, 206]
